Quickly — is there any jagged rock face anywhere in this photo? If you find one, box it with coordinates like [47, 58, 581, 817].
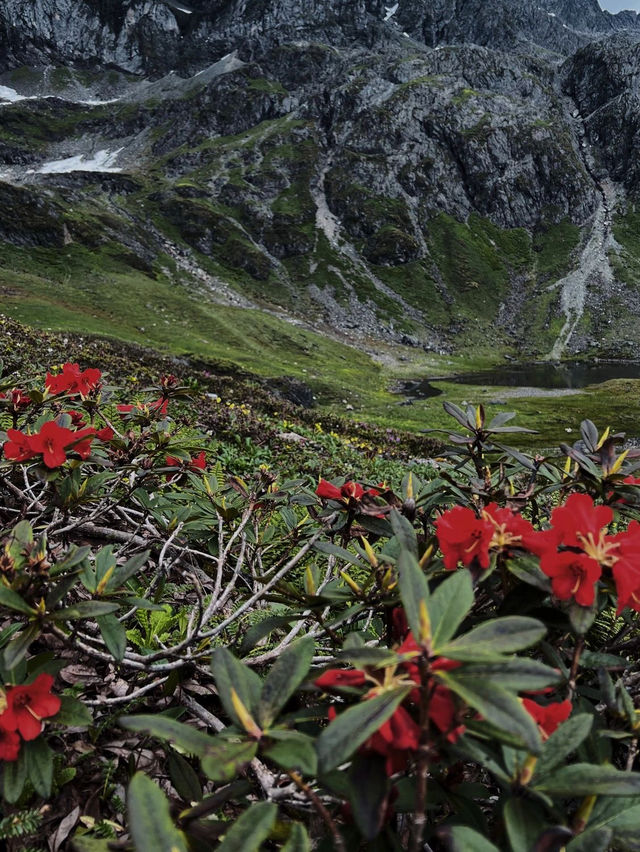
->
[0, 0, 389, 74]
[393, 0, 638, 56]
[1, 0, 638, 76]
[320, 45, 595, 235]
[2, 0, 640, 357]
[564, 36, 640, 190]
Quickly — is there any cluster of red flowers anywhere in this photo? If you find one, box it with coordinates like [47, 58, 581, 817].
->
[315, 628, 464, 776]
[0, 388, 31, 410]
[435, 503, 540, 572]
[534, 493, 640, 612]
[117, 397, 169, 418]
[46, 363, 101, 397]
[315, 478, 380, 506]
[0, 675, 61, 762]
[435, 493, 640, 613]
[166, 452, 207, 479]
[3, 420, 113, 468]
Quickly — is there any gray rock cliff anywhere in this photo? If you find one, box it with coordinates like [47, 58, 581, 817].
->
[1, 0, 640, 357]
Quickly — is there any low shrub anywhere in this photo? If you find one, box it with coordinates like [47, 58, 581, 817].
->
[0, 361, 639, 851]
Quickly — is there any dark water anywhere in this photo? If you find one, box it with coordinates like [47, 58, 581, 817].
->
[395, 361, 640, 400]
[452, 361, 640, 389]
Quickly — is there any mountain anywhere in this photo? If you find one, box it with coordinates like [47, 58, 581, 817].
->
[2, 0, 640, 364]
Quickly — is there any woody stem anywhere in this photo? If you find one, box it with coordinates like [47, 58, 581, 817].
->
[286, 770, 346, 852]
[410, 655, 431, 852]
[568, 636, 585, 701]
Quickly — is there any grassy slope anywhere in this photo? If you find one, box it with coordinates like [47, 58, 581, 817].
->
[1, 81, 638, 449]
[1, 239, 638, 452]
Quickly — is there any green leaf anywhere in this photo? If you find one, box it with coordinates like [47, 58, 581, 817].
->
[239, 615, 295, 656]
[259, 637, 314, 728]
[566, 828, 614, 852]
[218, 801, 277, 852]
[2, 749, 27, 804]
[504, 798, 547, 852]
[200, 738, 258, 782]
[435, 616, 546, 661]
[3, 623, 41, 671]
[536, 764, 640, 796]
[24, 737, 53, 798]
[282, 823, 310, 852]
[346, 753, 389, 840]
[313, 541, 367, 569]
[265, 731, 317, 775]
[51, 600, 120, 620]
[580, 651, 628, 669]
[97, 613, 127, 661]
[506, 555, 552, 592]
[430, 570, 474, 647]
[120, 715, 214, 758]
[316, 687, 410, 773]
[452, 658, 561, 692]
[168, 751, 202, 802]
[54, 695, 93, 728]
[569, 602, 598, 636]
[397, 550, 430, 643]
[127, 772, 188, 852]
[0, 585, 36, 614]
[576, 796, 640, 849]
[71, 836, 115, 851]
[93, 545, 116, 589]
[108, 551, 150, 591]
[534, 714, 593, 779]
[438, 672, 542, 754]
[445, 825, 501, 852]
[336, 647, 400, 668]
[390, 509, 418, 557]
[211, 648, 263, 726]
[53, 544, 91, 573]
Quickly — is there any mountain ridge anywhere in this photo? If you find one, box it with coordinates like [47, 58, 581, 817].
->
[1, 0, 640, 363]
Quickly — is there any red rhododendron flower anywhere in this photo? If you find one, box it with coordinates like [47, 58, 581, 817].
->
[0, 727, 20, 762]
[365, 705, 421, 775]
[435, 506, 494, 571]
[95, 426, 114, 442]
[70, 427, 98, 460]
[483, 504, 537, 554]
[612, 521, 640, 613]
[166, 452, 207, 473]
[27, 421, 77, 468]
[548, 493, 613, 554]
[315, 669, 367, 691]
[0, 388, 31, 410]
[150, 397, 169, 417]
[1, 674, 61, 741]
[46, 363, 101, 397]
[315, 478, 380, 506]
[67, 411, 87, 428]
[3, 429, 36, 462]
[118, 397, 169, 418]
[540, 551, 601, 606]
[429, 685, 465, 743]
[522, 698, 572, 738]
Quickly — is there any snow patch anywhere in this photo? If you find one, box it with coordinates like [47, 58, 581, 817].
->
[33, 148, 124, 175]
[0, 85, 28, 103]
[384, 3, 399, 21]
[76, 98, 121, 106]
[0, 84, 119, 108]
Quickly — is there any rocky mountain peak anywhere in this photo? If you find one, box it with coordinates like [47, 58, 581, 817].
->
[1, 0, 640, 361]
